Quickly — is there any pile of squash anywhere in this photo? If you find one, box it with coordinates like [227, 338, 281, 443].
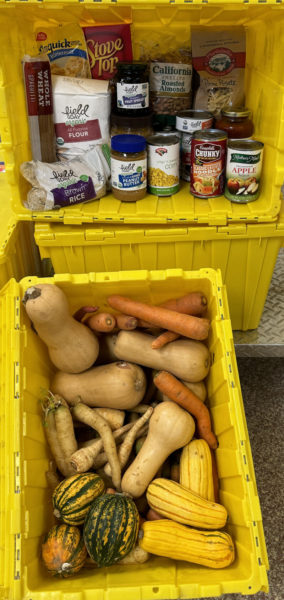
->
[23, 284, 235, 577]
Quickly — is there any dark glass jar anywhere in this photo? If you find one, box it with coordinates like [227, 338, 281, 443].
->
[215, 107, 254, 140]
[114, 62, 149, 116]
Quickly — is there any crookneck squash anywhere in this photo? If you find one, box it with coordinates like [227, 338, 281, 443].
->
[83, 493, 139, 567]
[42, 524, 87, 577]
[52, 473, 105, 525]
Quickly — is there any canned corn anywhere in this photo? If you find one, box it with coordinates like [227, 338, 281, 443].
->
[147, 133, 180, 196]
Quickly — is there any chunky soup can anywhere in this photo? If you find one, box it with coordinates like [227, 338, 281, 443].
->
[176, 110, 213, 181]
[147, 133, 180, 196]
[190, 129, 228, 198]
[225, 139, 264, 203]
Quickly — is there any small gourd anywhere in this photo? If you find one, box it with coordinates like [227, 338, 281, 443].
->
[180, 439, 215, 501]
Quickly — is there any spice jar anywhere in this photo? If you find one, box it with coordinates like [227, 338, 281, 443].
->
[111, 134, 147, 201]
[215, 107, 254, 140]
[111, 112, 153, 138]
[114, 62, 149, 116]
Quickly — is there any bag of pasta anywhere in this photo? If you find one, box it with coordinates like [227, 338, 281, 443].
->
[140, 32, 192, 115]
[192, 28, 246, 118]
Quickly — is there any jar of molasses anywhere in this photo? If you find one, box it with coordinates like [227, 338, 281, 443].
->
[114, 62, 149, 116]
[215, 107, 254, 140]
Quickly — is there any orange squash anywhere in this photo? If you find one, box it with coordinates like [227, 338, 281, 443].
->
[42, 524, 87, 577]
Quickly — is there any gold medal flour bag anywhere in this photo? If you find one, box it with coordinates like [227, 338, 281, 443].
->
[192, 28, 246, 117]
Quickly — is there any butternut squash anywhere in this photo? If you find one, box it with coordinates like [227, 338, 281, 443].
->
[52, 362, 146, 410]
[121, 402, 195, 497]
[23, 284, 99, 374]
[180, 439, 215, 501]
[139, 520, 235, 569]
[112, 331, 210, 382]
[147, 478, 227, 529]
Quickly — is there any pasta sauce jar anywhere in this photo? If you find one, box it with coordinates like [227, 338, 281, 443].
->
[111, 134, 147, 201]
[115, 62, 149, 116]
[215, 107, 254, 140]
[176, 110, 214, 181]
[147, 133, 180, 196]
[190, 129, 228, 198]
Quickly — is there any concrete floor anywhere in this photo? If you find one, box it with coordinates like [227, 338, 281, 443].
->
[202, 358, 284, 600]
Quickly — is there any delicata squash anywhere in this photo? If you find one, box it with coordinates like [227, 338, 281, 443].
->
[23, 284, 99, 373]
[147, 478, 227, 529]
[139, 520, 235, 569]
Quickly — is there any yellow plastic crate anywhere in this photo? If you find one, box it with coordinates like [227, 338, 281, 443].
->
[1, 1, 284, 225]
[0, 269, 268, 599]
[34, 202, 284, 330]
[0, 182, 40, 287]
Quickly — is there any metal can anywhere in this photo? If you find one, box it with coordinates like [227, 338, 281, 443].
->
[176, 110, 213, 182]
[147, 133, 180, 196]
[190, 129, 228, 198]
[225, 139, 264, 203]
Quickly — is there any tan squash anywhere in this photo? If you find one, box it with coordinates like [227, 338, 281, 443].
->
[52, 362, 146, 410]
[147, 478, 227, 529]
[139, 520, 235, 569]
[180, 439, 215, 501]
[23, 284, 99, 373]
[121, 402, 195, 497]
[112, 331, 210, 382]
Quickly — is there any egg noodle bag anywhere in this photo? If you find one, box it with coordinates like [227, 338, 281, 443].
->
[36, 23, 91, 78]
[192, 28, 246, 117]
[20, 145, 110, 211]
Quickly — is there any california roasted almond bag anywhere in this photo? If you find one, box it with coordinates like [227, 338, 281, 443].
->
[192, 28, 246, 117]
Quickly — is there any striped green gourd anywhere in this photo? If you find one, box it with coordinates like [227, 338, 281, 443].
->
[84, 493, 139, 567]
[53, 473, 105, 525]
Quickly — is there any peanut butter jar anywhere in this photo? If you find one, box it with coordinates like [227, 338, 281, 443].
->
[111, 135, 147, 201]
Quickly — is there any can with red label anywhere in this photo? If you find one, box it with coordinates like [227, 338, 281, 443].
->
[190, 129, 228, 198]
[176, 110, 213, 181]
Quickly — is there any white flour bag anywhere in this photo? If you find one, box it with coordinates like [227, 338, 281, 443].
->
[52, 75, 111, 158]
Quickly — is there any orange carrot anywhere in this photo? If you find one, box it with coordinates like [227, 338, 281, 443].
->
[138, 293, 207, 328]
[161, 292, 207, 316]
[87, 312, 116, 333]
[152, 331, 180, 349]
[107, 296, 210, 341]
[73, 306, 98, 323]
[210, 448, 220, 503]
[146, 508, 163, 521]
[116, 314, 138, 330]
[154, 371, 218, 450]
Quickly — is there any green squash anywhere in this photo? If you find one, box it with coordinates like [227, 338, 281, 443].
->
[84, 493, 139, 567]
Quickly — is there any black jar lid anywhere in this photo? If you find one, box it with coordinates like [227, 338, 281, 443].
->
[116, 61, 148, 72]
[111, 111, 153, 129]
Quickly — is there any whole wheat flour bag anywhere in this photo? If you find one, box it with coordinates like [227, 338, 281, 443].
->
[192, 28, 246, 117]
[52, 75, 111, 158]
[36, 24, 91, 78]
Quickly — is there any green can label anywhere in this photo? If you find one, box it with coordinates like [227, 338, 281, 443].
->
[225, 146, 263, 203]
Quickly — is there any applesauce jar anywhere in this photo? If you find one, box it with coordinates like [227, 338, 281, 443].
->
[111, 134, 147, 201]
